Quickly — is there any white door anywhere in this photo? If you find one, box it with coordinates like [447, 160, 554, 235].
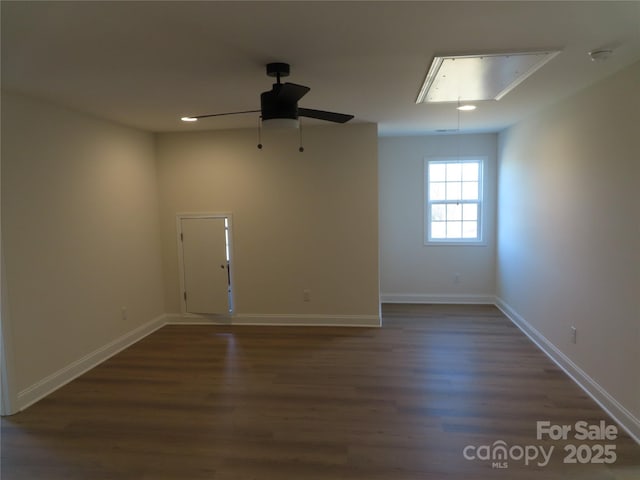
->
[180, 217, 230, 314]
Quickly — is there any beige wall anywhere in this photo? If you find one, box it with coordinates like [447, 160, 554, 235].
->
[497, 62, 640, 421]
[379, 134, 498, 302]
[156, 123, 379, 318]
[1, 92, 165, 393]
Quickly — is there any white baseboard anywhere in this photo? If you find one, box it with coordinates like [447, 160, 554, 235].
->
[495, 298, 640, 445]
[165, 313, 233, 325]
[235, 313, 381, 327]
[16, 314, 167, 412]
[381, 293, 496, 304]
[167, 312, 381, 327]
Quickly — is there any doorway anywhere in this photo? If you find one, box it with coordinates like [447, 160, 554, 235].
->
[177, 214, 234, 315]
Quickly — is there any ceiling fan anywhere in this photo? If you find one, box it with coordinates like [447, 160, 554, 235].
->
[181, 62, 355, 129]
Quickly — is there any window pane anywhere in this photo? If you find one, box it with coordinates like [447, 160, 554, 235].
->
[426, 159, 483, 244]
[446, 182, 461, 200]
[431, 204, 446, 221]
[462, 162, 479, 181]
[429, 163, 446, 182]
[447, 203, 462, 221]
[430, 182, 446, 201]
[463, 221, 478, 238]
[447, 221, 462, 238]
[431, 222, 446, 238]
[462, 181, 478, 200]
[462, 203, 478, 221]
[446, 163, 462, 181]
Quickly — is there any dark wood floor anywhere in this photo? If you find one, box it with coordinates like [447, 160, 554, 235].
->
[1, 304, 639, 479]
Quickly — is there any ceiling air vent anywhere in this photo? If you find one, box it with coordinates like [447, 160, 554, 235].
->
[416, 50, 561, 104]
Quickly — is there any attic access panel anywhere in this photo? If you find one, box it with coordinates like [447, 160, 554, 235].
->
[416, 51, 561, 103]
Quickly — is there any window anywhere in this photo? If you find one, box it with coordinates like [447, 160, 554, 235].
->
[425, 158, 483, 244]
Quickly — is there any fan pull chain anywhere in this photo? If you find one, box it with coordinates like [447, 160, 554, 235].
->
[257, 116, 263, 149]
[298, 119, 304, 153]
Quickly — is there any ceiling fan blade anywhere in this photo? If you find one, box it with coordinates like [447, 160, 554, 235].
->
[276, 83, 310, 103]
[298, 108, 354, 123]
[187, 109, 261, 120]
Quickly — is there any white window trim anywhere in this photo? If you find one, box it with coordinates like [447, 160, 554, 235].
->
[424, 156, 487, 246]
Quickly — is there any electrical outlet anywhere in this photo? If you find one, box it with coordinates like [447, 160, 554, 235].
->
[303, 289, 311, 302]
[121, 307, 128, 321]
[571, 326, 577, 344]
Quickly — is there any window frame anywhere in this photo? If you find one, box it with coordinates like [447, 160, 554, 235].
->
[424, 156, 486, 246]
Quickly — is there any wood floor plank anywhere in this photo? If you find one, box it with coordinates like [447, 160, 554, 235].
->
[1, 304, 638, 479]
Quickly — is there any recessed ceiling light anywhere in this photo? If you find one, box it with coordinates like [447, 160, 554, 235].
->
[588, 49, 613, 62]
[457, 104, 476, 111]
[416, 50, 561, 103]
[181, 116, 198, 122]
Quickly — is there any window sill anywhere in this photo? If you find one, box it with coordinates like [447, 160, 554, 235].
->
[425, 240, 487, 247]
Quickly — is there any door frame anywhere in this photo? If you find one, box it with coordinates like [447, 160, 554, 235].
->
[176, 213, 235, 317]
[1, 249, 18, 415]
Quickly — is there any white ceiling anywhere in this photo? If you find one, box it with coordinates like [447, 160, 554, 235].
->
[2, 1, 639, 135]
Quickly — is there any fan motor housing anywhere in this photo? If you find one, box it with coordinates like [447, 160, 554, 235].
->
[260, 90, 298, 121]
